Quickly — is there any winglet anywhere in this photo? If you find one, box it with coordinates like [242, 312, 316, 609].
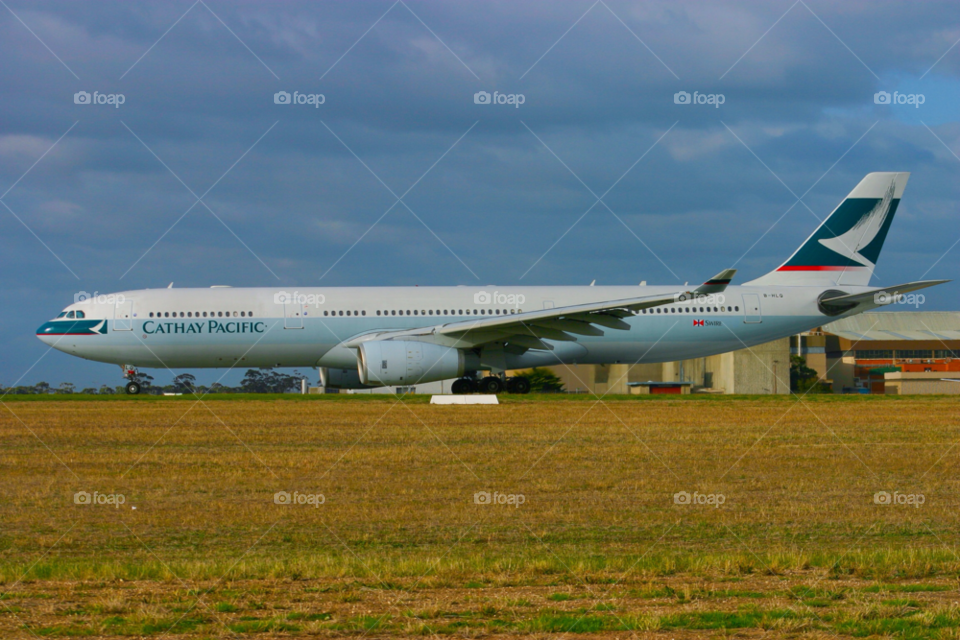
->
[694, 269, 736, 295]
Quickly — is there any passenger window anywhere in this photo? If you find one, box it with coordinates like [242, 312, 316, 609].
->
[735, 306, 739, 311]
[346, 310, 351, 316]
[149, 312, 154, 318]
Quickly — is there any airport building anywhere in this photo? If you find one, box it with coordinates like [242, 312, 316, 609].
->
[797, 311, 960, 394]
[551, 337, 791, 395]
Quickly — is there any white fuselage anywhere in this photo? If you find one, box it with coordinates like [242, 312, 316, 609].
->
[37, 284, 870, 371]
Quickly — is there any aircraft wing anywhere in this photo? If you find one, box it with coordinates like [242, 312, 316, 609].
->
[343, 269, 736, 352]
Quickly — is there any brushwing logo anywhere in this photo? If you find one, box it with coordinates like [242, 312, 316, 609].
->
[818, 179, 896, 267]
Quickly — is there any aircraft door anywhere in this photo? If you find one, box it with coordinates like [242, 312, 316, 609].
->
[742, 294, 761, 323]
[114, 298, 133, 331]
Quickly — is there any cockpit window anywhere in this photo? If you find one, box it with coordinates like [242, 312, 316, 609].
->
[75, 310, 85, 319]
[56, 312, 67, 318]
[66, 311, 75, 319]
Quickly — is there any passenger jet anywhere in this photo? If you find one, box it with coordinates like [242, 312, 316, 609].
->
[37, 172, 947, 394]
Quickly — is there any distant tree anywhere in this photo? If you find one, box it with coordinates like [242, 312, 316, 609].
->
[98, 385, 115, 395]
[57, 382, 75, 394]
[519, 367, 565, 393]
[207, 382, 228, 394]
[172, 373, 197, 394]
[34, 382, 51, 394]
[790, 355, 820, 393]
[240, 369, 267, 393]
[80, 387, 99, 394]
[240, 368, 302, 393]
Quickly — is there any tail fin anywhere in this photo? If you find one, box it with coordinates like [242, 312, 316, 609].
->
[746, 172, 909, 287]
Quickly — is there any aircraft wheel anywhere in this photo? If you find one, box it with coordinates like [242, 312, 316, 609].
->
[509, 377, 531, 394]
[478, 376, 503, 394]
[125, 381, 141, 395]
[451, 378, 475, 395]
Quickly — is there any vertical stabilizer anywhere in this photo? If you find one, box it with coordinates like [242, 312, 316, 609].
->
[746, 172, 909, 286]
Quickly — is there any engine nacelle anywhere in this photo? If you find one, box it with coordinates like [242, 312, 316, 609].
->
[358, 340, 466, 386]
[319, 367, 375, 389]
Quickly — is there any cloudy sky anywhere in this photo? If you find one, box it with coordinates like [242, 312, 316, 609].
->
[2, 0, 959, 388]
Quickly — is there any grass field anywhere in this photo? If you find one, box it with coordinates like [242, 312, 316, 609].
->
[1, 394, 959, 638]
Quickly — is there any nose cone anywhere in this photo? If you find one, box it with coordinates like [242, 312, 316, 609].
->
[36, 319, 107, 348]
[36, 321, 60, 346]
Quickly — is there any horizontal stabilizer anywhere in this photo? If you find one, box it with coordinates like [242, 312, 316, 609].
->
[819, 279, 949, 315]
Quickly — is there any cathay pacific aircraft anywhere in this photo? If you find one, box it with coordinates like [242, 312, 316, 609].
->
[37, 172, 946, 394]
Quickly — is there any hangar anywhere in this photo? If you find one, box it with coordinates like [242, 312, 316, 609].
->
[797, 311, 960, 394]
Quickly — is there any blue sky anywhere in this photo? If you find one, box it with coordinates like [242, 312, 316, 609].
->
[2, 0, 959, 388]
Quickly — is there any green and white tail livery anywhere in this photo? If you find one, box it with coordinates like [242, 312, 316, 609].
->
[747, 172, 909, 287]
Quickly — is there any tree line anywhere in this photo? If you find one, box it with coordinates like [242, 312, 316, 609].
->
[2, 368, 307, 395]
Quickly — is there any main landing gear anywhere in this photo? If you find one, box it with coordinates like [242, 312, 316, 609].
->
[122, 365, 141, 395]
[451, 375, 531, 395]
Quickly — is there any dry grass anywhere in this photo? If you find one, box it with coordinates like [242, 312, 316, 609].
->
[0, 395, 958, 637]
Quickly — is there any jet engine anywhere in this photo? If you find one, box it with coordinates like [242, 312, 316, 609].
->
[319, 367, 375, 389]
[358, 340, 469, 386]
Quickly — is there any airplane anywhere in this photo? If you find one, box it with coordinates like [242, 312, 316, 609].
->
[37, 172, 947, 395]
